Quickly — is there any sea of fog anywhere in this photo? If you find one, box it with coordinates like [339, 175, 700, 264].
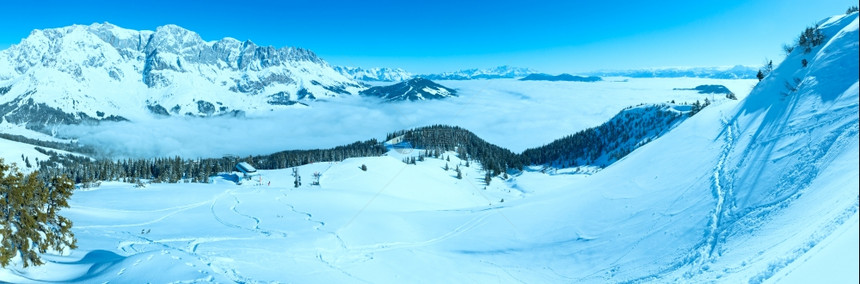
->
[61, 78, 757, 158]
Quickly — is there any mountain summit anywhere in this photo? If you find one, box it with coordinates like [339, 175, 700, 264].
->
[359, 78, 457, 102]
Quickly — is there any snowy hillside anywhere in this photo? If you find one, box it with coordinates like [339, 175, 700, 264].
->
[522, 103, 691, 169]
[334, 66, 412, 82]
[359, 78, 457, 102]
[588, 65, 758, 79]
[0, 23, 362, 132]
[420, 65, 536, 80]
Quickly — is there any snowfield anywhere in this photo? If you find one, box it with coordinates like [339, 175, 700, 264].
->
[1, 11, 858, 284]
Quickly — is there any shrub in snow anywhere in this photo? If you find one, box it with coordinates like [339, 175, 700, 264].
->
[0, 159, 77, 268]
[798, 25, 825, 53]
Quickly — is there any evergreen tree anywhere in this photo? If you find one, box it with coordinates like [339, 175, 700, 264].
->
[0, 159, 77, 268]
[360, 164, 367, 171]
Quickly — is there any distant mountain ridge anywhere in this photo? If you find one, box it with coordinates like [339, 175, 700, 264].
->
[586, 65, 757, 79]
[335, 65, 537, 82]
[0, 22, 361, 132]
[419, 65, 537, 80]
[520, 73, 602, 82]
[334, 66, 412, 82]
[338, 64, 757, 81]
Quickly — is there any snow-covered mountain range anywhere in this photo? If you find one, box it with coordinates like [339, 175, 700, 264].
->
[0, 23, 362, 131]
[587, 65, 758, 79]
[419, 65, 537, 80]
[335, 65, 537, 82]
[333, 66, 412, 82]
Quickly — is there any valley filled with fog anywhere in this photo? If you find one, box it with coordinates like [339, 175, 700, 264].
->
[57, 78, 756, 158]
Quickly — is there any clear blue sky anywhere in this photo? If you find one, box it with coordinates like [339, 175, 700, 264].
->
[0, 0, 855, 73]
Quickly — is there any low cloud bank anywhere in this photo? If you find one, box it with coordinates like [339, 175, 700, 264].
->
[61, 78, 754, 159]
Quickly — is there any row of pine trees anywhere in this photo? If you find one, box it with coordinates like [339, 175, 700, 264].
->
[389, 103, 689, 176]
[31, 102, 703, 185]
[35, 140, 386, 185]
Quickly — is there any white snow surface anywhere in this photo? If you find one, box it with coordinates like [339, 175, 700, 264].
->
[1, 12, 858, 284]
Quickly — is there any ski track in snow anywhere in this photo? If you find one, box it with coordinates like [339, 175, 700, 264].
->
[272, 189, 499, 282]
[702, 117, 734, 263]
[110, 188, 342, 283]
[73, 199, 212, 229]
[228, 191, 290, 238]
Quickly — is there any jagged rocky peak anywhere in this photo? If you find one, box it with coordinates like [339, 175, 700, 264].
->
[84, 22, 154, 55]
[9, 22, 326, 72]
[144, 24, 205, 54]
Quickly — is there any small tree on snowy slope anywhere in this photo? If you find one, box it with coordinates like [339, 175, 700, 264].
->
[0, 159, 77, 268]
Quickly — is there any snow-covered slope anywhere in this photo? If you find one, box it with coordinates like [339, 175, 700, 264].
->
[334, 66, 412, 82]
[0, 23, 362, 131]
[420, 65, 536, 80]
[463, 11, 859, 282]
[359, 78, 457, 102]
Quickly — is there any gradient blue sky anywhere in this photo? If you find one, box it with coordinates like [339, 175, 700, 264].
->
[0, 0, 855, 73]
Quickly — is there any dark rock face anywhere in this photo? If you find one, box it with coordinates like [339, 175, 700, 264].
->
[0, 96, 127, 133]
[147, 104, 170, 116]
[197, 100, 216, 116]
